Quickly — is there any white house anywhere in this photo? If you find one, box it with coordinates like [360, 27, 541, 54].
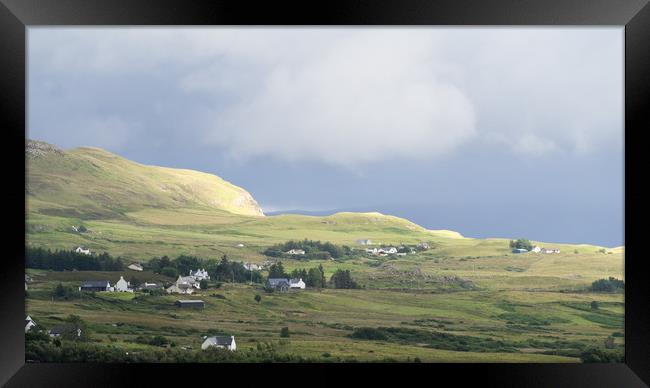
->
[286, 249, 305, 255]
[543, 248, 561, 254]
[531, 246, 542, 253]
[74, 246, 91, 255]
[166, 284, 194, 295]
[201, 336, 236, 351]
[417, 242, 430, 250]
[366, 247, 378, 255]
[128, 263, 143, 272]
[25, 316, 36, 332]
[189, 268, 210, 281]
[167, 275, 199, 294]
[115, 276, 133, 292]
[244, 263, 261, 271]
[289, 278, 306, 289]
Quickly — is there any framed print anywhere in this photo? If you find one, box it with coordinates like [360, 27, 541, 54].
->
[1, 0, 649, 386]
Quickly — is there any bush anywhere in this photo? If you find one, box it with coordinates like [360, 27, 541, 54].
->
[509, 239, 533, 250]
[199, 279, 209, 290]
[591, 277, 624, 293]
[160, 267, 178, 278]
[254, 294, 261, 303]
[349, 327, 388, 341]
[590, 301, 599, 310]
[280, 327, 290, 338]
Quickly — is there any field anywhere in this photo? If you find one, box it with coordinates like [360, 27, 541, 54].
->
[24, 142, 625, 362]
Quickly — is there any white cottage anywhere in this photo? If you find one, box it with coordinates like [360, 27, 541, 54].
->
[286, 249, 306, 255]
[74, 246, 91, 255]
[189, 269, 210, 281]
[128, 263, 143, 272]
[201, 336, 236, 351]
[25, 316, 36, 332]
[115, 276, 133, 292]
[289, 278, 306, 289]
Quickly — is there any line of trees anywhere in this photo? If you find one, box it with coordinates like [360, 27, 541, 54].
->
[147, 254, 262, 284]
[26, 247, 124, 271]
[263, 239, 351, 260]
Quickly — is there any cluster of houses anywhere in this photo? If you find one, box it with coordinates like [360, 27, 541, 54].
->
[79, 276, 137, 293]
[512, 246, 561, 254]
[286, 249, 305, 255]
[265, 278, 306, 291]
[26, 314, 237, 352]
[25, 315, 83, 339]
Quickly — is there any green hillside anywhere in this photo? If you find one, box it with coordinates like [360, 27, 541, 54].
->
[24, 140, 624, 363]
[26, 139, 264, 218]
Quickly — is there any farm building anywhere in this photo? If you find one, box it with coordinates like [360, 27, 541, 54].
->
[128, 263, 143, 271]
[289, 278, 306, 289]
[74, 246, 91, 255]
[512, 248, 528, 254]
[115, 276, 133, 292]
[137, 282, 163, 291]
[201, 336, 236, 351]
[49, 324, 82, 338]
[174, 300, 205, 309]
[266, 278, 290, 291]
[189, 268, 210, 281]
[79, 280, 112, 292]
[286, 249, 305, 255]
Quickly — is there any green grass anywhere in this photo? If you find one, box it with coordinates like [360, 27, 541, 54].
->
[24, 141, 624, 362]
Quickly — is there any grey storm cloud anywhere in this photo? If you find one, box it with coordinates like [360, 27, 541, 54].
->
[28, 27, 622, 168]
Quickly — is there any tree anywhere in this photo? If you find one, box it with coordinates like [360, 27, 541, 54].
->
[254, 294, 261, 303]
[591, 301, 599, 310]
[268, 262, 287, 278]
[199, 279, 209, 290]
[329, 269, 359, 289]
[129, 276, 141, 287]
[161, 267, 178, 278]
[77, 225, 87, 233]
[509, 239, 533, 251]
[61, 315, 90, 342]
[280, 327, 290, 338]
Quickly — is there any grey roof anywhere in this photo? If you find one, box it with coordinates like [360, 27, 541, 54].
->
[176, 299, 205, 304]
[49, 324, 75, 334]
[80, 280, 110, 288]
[267, 278, 289, 286]
[205, 336, 234, 346]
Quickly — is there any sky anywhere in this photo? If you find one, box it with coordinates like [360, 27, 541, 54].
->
[27, 27, 624, 246]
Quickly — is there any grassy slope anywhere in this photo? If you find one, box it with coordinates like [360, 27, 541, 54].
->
[27, 142, 264, 218]
[24, 141, 624, 362]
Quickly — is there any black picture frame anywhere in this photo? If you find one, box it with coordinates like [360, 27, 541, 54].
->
[1, 0, 648, 386]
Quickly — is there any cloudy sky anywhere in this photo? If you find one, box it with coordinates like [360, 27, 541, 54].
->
[27, 27, 624, 246]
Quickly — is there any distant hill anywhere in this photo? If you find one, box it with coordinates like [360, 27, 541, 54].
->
[26, 139, 264, 218]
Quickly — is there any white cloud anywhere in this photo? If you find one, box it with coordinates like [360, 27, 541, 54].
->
[28, 27, 623, 167]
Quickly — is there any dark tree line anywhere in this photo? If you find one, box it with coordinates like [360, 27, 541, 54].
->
[263, 239, 351, 260]
[26, 247, 124, 271]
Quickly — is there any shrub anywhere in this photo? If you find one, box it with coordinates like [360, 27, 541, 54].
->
[591, 277, 624, 293]
[590, 301, 599, 310]
[254, 294, 261, 303]
[280, 327, 290, 338]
